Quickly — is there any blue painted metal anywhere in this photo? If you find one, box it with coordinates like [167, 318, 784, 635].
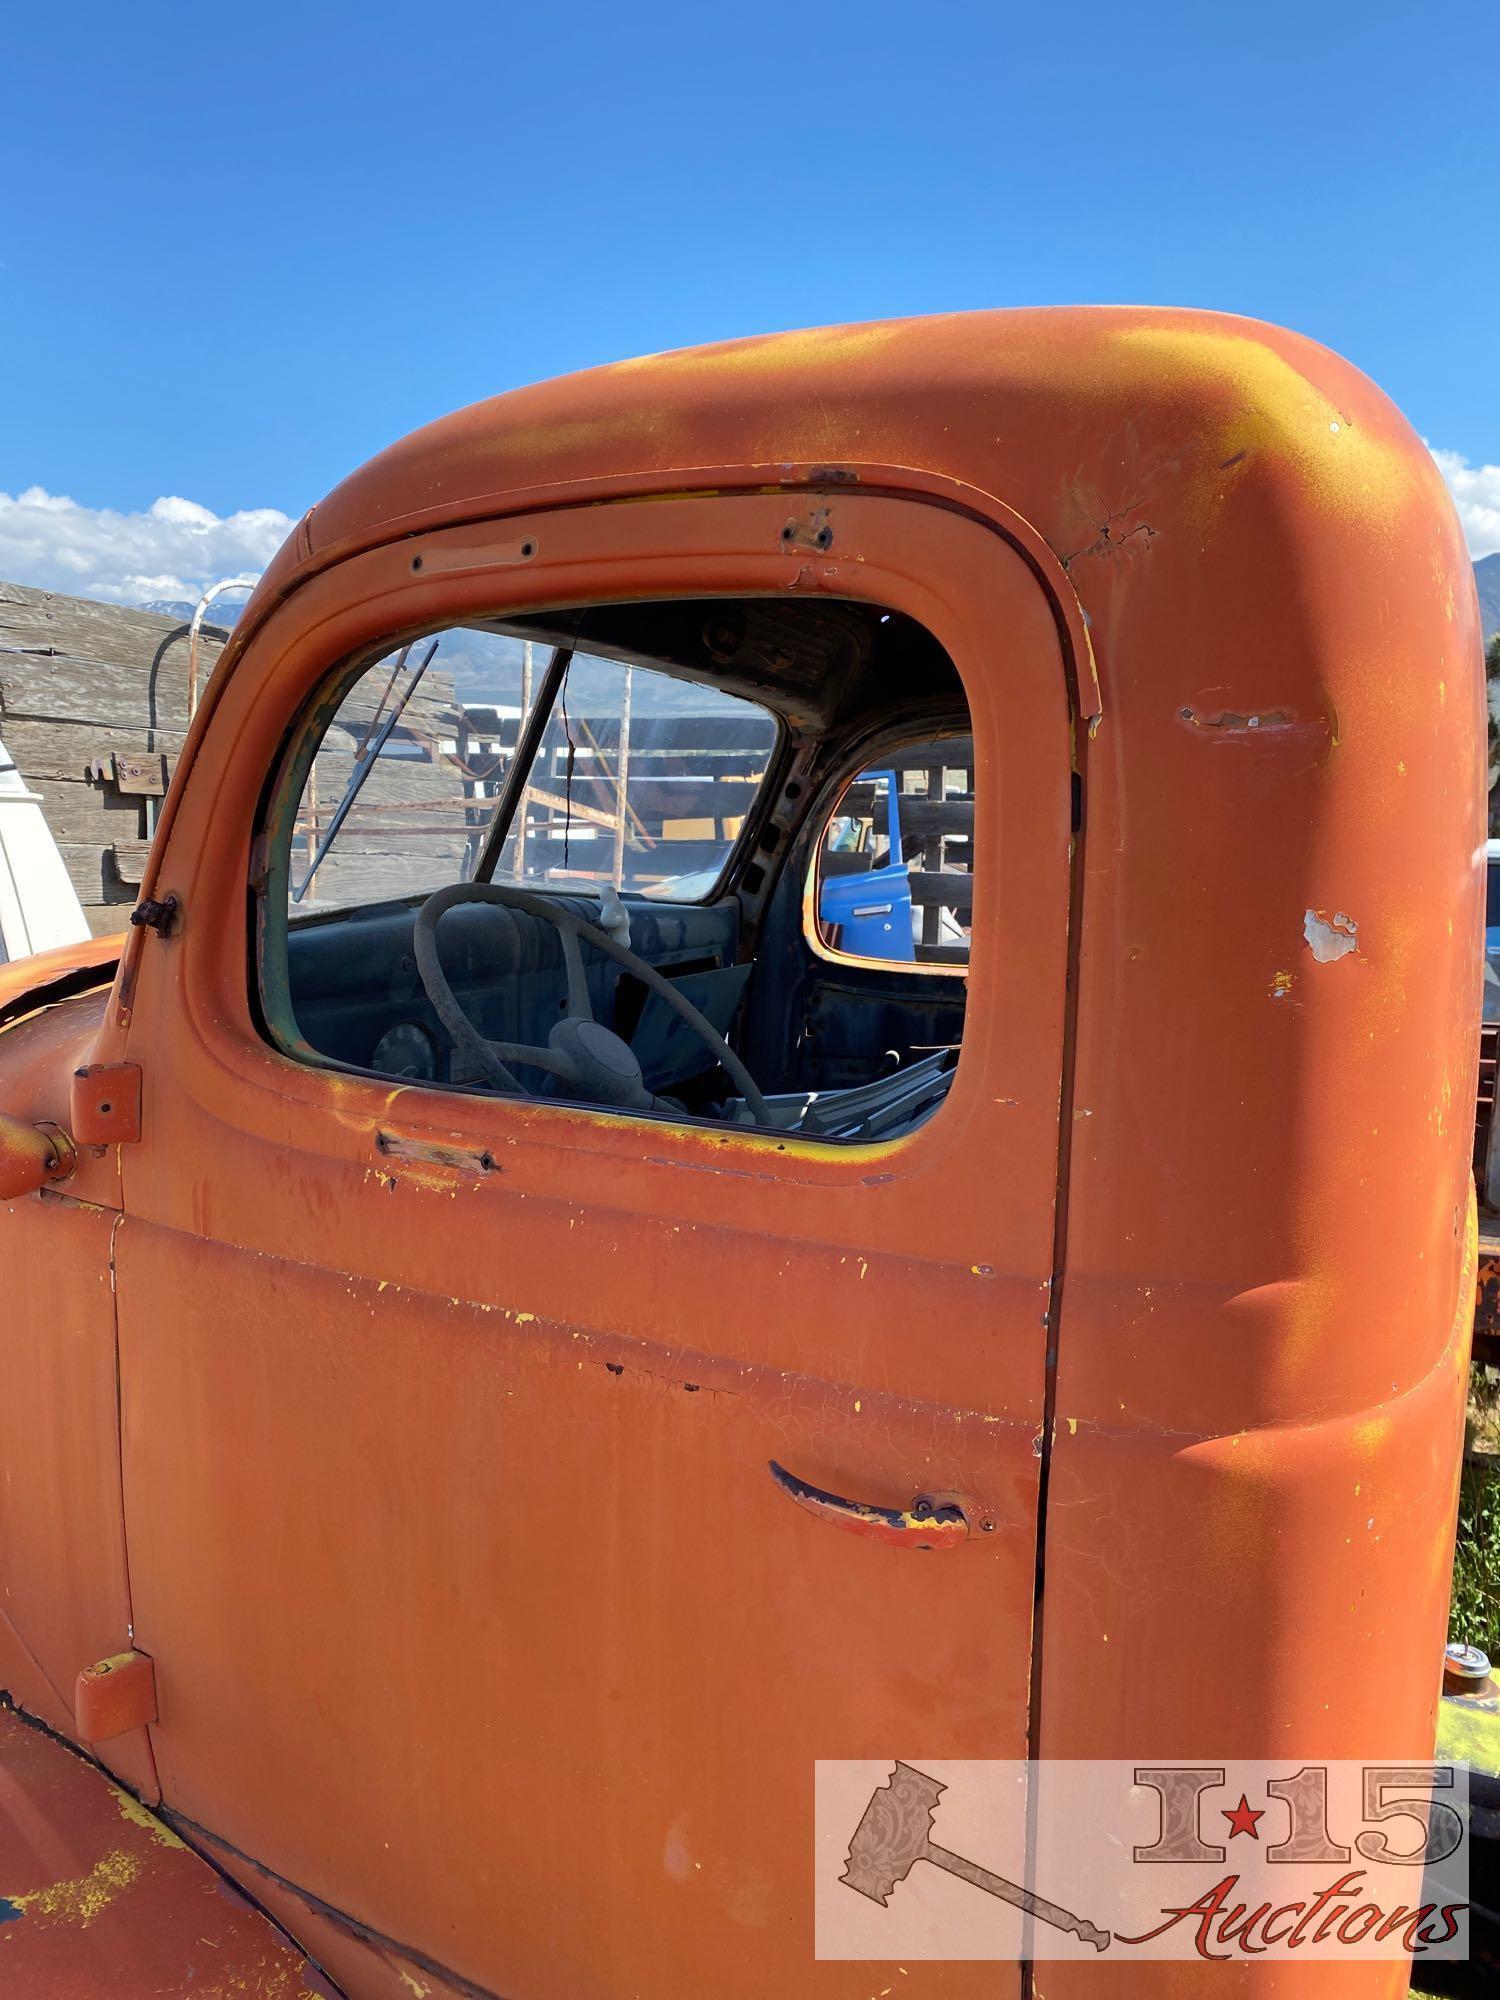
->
[817, 770, 915, 960]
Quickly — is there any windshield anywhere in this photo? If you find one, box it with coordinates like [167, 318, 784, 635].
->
[486, 649, 777, 899]
[287, 626, 777, 915]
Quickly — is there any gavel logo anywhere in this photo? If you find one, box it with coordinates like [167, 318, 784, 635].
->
[841, 1761, 1111, 1952]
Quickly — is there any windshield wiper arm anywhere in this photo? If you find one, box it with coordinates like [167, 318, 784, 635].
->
[293, 637, 440, 902]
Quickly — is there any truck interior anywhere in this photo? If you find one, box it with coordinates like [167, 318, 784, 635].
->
[257, 596, 976, 1144]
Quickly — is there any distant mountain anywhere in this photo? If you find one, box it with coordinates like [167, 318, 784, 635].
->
[1477, 554, 1500, 645]
[134, 597, 243, 628]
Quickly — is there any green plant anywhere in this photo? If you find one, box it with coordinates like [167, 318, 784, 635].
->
[1449, 1368, 1500, 1657]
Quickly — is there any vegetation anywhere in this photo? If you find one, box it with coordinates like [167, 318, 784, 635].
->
[1449, 1367, 1500, 1659]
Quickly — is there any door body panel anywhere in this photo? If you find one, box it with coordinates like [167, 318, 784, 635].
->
[0, 990, 155, 1797]
[113, 493, 1074, 1996]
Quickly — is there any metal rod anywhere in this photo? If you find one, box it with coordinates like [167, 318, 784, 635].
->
[293, 638, 440, 901]
[474, 647, 571, 883]
[187, 574, 260, 718]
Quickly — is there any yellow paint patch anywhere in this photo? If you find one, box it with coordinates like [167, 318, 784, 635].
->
[1108, 323, 1430, 536]
[1350, 1414, 1394, 1457]
[109, 1782, 185, 1850]
[608, 320, 907, 382]
[10, 1847, 143, 1928]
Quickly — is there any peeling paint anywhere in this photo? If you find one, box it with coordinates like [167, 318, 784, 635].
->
[109, 1782, 186, 1850]
[1178, 702, 1297, 734]
[1303, 908, 1358, 963]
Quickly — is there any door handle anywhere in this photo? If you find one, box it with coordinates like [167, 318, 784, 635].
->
[768, 1460, 987, 1551]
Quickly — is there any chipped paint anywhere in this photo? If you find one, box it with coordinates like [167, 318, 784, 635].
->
[1303, 908, 1359, 963]
[109, 1781, 186, 1850]
[1178, 703, 1297, 734]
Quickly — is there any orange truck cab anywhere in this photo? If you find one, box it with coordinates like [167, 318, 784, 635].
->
[0, 308, 1485, 1998]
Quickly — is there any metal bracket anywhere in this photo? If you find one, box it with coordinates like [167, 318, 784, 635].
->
[129, 893, 179, 938]
[71, 1062, 143, 1146]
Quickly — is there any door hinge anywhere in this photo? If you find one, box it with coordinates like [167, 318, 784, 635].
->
[75, 1649, 157, 1743]
[71, 1062, 143, 1146]
[130, 893, 179, 938]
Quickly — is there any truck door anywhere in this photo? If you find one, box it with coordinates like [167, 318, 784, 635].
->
[110, 491, 1076, 1999]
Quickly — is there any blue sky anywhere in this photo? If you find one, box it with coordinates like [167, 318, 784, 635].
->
[2, 0, 1496, 602]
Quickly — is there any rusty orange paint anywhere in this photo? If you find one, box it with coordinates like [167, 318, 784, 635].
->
[0, 309, 1484, 1997]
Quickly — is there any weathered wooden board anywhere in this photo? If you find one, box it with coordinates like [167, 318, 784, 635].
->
[0, 582, 461, 935]
[1, 717, 188, 785]
[0, 582, 230, 933]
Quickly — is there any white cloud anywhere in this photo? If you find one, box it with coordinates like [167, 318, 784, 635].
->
[1429, 448, 1500, 561]
[0, 487, 295, 606]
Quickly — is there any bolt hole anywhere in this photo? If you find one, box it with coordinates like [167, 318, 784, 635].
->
[98, 1101, 112, 1114]
[410, 555, 424, 572]
[815, 526, 833, 549]
[780, 524, 795, 542]
[520, 539, 536, 558]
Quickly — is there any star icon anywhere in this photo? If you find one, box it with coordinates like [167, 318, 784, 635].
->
[1222, 1793, 1264, 1840]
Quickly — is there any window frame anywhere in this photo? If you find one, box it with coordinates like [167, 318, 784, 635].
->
[212, 487, 1074, 1189]
[801, 725, 976, 980]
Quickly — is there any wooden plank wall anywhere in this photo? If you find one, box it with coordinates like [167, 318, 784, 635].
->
[0, 580, 232, 936]
[0, 581, 461, 936]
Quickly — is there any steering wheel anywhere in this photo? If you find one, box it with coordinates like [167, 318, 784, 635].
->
[413, 881, 769, 1123]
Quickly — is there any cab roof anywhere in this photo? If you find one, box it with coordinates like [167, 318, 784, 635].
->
[246, 306, 1456, 643]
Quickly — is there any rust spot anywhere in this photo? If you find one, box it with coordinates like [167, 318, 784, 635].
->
[375, 1131, 500, 1175]
[1060, 507, 1157, 569]
[1178, 704, 1297, 734]
[779, 507, 835, 552]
